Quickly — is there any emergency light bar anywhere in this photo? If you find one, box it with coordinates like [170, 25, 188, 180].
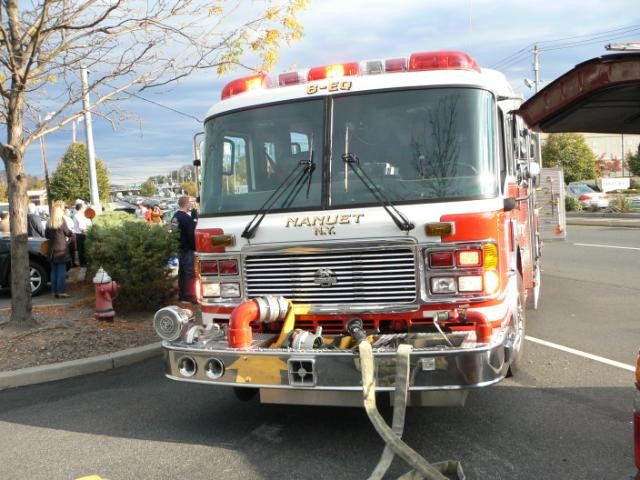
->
[221, 50, 480, 100]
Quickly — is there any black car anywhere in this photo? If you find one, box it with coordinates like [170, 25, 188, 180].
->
[0, 236, 52, 296]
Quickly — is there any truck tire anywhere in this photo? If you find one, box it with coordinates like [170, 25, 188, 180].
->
[507, 275, 526, 377]
[29, 261, 48, 297]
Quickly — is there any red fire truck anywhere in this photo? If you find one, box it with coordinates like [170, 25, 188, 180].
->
[154, 50, 542, 407]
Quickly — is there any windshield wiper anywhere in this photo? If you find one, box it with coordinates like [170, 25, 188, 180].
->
[341, 151, 414, 232]
[282, 137, 315, 209]
[241, 152, 315, 240]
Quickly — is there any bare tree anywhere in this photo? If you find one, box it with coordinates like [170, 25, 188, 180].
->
[0, 0, 308, 327]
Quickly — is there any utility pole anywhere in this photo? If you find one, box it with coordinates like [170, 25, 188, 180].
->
[532, 44, 543, 164]
[81, 67, 101, 212]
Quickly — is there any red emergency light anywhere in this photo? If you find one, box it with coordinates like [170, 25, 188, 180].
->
[307, 62, 359, 81]
[220, 51, 481, 99]
[221, 73, 270, 100]
[409, 51, 480, 72]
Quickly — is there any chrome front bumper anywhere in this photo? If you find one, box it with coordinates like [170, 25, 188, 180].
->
[163, 331, 512, 391]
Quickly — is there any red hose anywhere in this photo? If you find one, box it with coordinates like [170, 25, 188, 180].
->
[465, 310, 492, 343]
[228, 300, 260, 348]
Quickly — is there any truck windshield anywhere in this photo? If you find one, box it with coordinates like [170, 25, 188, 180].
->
[332, 88, 497, 206]
[201, 88, 497, 215]
[201, 99, 325, 215]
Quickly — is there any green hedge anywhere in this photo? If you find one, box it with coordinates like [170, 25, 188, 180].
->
[565, 195, 582, 212]
[86, 212, 179, 311]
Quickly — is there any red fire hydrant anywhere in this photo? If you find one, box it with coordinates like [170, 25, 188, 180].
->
[93, 267, 119, 322]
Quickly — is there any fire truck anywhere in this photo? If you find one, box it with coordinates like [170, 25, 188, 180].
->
[154, 50, 542, 407]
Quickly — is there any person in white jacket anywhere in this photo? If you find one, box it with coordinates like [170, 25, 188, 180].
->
[73, 201, 92, 267]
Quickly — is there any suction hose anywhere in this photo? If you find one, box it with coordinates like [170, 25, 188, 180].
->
[228, 296, 289, 348]
[359, 340, 465, 480]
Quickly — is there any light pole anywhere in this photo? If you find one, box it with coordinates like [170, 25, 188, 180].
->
[72, 116, 84, 143]
[80, 66, 101, 212]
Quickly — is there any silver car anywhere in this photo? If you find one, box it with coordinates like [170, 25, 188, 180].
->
[566, 183, 609, 209]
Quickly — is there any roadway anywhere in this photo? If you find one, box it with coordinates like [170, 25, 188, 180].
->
[0, 225, 637, 479]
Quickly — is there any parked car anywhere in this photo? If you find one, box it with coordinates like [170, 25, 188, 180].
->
[0, 237, 53, 296]
[629, 195, 640, 212]
[566, 182, 609, 209]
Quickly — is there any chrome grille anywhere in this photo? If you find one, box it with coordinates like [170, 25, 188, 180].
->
[244, 248, 417, 304]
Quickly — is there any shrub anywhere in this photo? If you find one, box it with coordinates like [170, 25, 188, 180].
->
[608, 194, 633, 213]
[565, 195, 582, 212]
[86, 212, 179, 311]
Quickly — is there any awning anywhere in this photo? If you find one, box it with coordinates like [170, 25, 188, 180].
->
[517, 53, 640, 134]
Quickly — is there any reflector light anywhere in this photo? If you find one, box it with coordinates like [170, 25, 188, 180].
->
[221, 73, 270, 100]
[279, 71, 303, 86]
[409, 51, 480, 72]
[482, 244, 499, 269]
[385, 58, 408, 72]
[195, 228, 225, 253]
[458, 275, 483, 292]
[431, 277, 456, 294]
[425, 222, 455, 237]
[308, 62, 359, 81]
[456, 249, 482, 267]
[429, 251, 454, 268]
[483, 271, 500, 295]
[200, 260, 219, 275]
[219, 259, 239, 276]
[578, 194, 592, 201]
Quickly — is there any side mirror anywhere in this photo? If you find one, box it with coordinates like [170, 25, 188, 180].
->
[503, 197, 516, 212]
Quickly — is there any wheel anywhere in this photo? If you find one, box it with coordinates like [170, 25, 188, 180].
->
[506, 275, 526, 378]
[29, 261, 48, 296]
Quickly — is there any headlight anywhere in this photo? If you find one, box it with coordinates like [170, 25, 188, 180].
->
[458, 275, 483, 292]
[220, 282, 241, 298]
[201, 281, 221, 297]
[431, 277, 456, 294]
[153, 306, 193, 341]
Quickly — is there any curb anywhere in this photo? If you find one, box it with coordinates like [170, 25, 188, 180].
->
[0, 342, 162, 391]
[566, 218, 640, 228]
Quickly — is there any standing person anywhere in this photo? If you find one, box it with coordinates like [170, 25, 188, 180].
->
[63, 206, 77, 266]
[0, 211, 9, 235]
[150, 205, 164, 224]
[27, 202, 45, 237]
[73, 201, 92, 267]
[134, 201, 147, 219]
[171, 196, 197, 303]
[45, 201, 73, 298]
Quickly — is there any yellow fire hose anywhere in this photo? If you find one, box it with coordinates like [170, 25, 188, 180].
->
[359, 341, 465, 480]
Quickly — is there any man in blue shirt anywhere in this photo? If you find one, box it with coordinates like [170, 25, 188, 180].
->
[171, 196, 197, 303]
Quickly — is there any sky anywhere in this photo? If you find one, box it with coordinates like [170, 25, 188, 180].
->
[23, 0, 640, 185]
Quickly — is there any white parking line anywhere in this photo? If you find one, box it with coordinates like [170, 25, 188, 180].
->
[525, 336, 635, 372]
[574, 242, 640, 251]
